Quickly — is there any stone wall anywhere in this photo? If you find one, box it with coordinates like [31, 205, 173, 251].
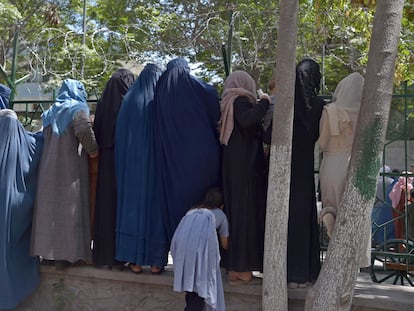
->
[10, 265, 414, 311]
[13, 266, 262, 311]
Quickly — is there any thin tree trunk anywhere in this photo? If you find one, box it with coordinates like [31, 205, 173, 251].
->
[262, 1, 298, 310]
[306, 1, 404, 310]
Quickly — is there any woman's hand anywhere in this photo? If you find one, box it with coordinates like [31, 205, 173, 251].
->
[259, 93, 271, 103]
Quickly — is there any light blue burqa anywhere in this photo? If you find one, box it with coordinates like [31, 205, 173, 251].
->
[0, 109, 43, 309]
[115, 64, 169, 267]
[171, 209, 225, 311]
[42, 79, 89, 136]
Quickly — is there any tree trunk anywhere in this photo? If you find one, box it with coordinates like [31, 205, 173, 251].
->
[305, 1, 404, 310]
[262, 1, 298, 310]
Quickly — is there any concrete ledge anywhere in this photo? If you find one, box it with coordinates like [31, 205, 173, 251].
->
[11, 265, 414, 311]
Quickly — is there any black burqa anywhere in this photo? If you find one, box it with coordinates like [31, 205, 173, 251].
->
[287, 59, 325, 283]
[92, 68, 135, 267]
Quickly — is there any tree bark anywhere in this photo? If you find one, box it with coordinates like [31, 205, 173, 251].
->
[262, 1, 298, 310]
[305, 1, 404, 310]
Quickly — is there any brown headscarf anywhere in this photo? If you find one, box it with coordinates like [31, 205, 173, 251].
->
[218, 70, 257, 145]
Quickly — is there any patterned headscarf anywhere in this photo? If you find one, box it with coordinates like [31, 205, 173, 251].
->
[218, 70, 257, 145]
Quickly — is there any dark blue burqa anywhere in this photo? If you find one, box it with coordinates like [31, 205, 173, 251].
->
[153, 58, 221, 240]
[115, 64, 168, 267]
[0, 110, 43, 309]
[372, 179, 397, 244]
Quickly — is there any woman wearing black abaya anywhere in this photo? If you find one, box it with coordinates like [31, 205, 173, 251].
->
[219, 70, 270, 284]
[92, 68, 135, 268]
[287, 59, 325, 288]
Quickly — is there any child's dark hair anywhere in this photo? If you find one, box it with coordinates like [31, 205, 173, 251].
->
[202, 187, 223, 209]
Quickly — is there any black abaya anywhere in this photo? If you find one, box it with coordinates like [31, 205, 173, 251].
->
[92, 69, 135, 267]
[222, 96, 268, 272]
[287, 58, 325, 284]
[287, 96, 325, 283]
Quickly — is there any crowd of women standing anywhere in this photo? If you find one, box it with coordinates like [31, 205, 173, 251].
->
[1, 56, 370, 310]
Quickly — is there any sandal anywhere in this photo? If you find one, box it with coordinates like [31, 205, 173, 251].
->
[151, 266, 164, 274]
[228, 276, 262, 286]
[129, 264, 143, 274]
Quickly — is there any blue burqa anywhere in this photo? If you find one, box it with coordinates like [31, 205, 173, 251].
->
[0, 109, 43, 309]
[153, 58, 221, 240]
[115, 64, 169, 267]
[0, 84, 11, 109]
[372, 178, 397, 244]
[42, 79, 89, 135]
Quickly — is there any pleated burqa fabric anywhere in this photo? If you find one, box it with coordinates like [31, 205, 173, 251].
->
[115, 64, 169, 268]
[92, 68, 135, 267]
[0, 109, 43, 309]
[153, 58, 222, 241]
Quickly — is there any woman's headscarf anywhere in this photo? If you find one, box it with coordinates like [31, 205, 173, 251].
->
[93, 68, 135, 148]
[219, 70, 258, 145]
[0, 83, 11, 109]
[389, 172, 414, 208]
[375, 165, 393, 206]
[295, 59, 322, 135]
[325, 72, 364, 136]
[42, 79, 89, 136]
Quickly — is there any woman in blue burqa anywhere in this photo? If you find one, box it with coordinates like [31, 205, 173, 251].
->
[92, 68, 135, 268]
[0, 94, 44, 308]
[287, 59, 325, 288]
[115, 64, 169, 273]
[153, 58, 221, 242]
[0, 83, 10, 109]
[31, 79, 98, 269]
[371, 165, 395, 245]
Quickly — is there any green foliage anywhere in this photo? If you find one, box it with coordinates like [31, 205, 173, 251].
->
[0, 0, 412, 96]
[0, 2, 22, 26]
[396, 2, 414, 86]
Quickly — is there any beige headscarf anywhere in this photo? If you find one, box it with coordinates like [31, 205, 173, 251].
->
[326, 72, 364, 136]
[218, 70, 257, 145]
